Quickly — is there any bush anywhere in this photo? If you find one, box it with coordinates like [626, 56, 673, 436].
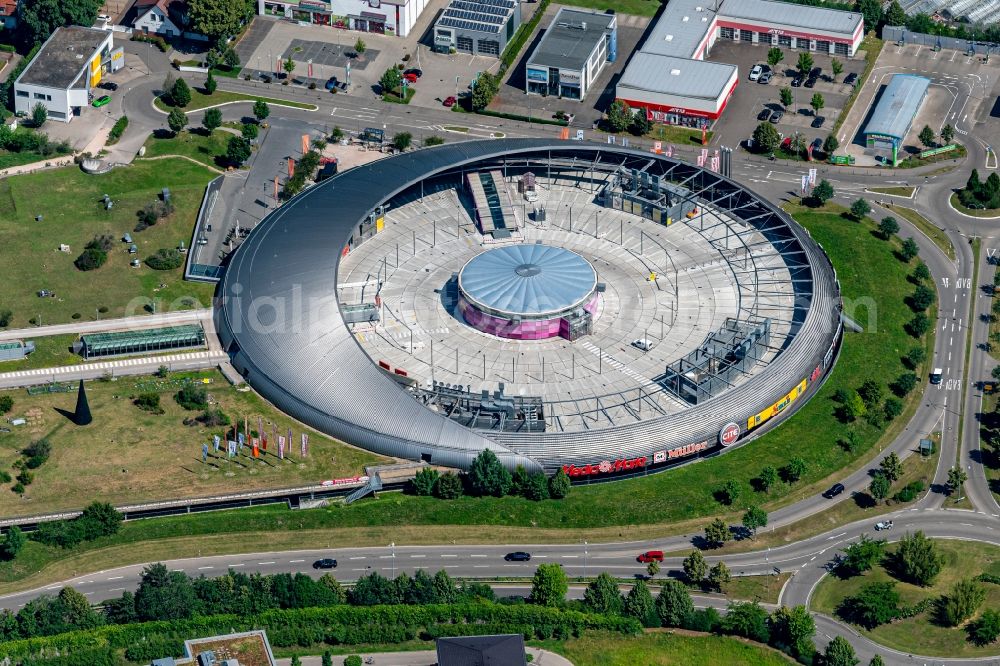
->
[23, 438, 51, 469]
[131, 33, 168, 52]
[344, 657, 362, 666]
[134, 392, 163, 414]
[0, 394, 13, 413]
[197, 408, 231, 427]
[0, 309, 11, 327]
[175, 384, 208, 410]
[892, 479, 925, 503]
[146, 248, 184, 271]
[32, 502, 122, 548]
[74, 247, 107, 272]
[107, 116, 129, 145]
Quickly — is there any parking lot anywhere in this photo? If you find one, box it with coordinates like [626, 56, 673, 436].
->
[705, 39, 858, 151]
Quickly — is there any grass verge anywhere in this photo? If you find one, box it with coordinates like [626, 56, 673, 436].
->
[811, 539, 1000, 658]
[382, 87, 415, 104]
[154, 90, 316, 113]
[950, 192, 1000, 218]
[536, 630, 796, 665]
[978, 393, 1000, 504]
[867, 186, 916, 197]
[884, 203, 955, 260]
[896, 144, 967, 169]
[647, 124, 712, 146]
[0, 334, 83, 372]
[141, 128, 229, 169]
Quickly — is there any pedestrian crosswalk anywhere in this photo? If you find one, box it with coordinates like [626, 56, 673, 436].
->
[578, 341, 649, 384]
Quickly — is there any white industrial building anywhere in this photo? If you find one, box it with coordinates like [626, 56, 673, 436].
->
[13, 26, 118, 123]
[259, 0, 427, 37]
[524, 8, 618, 100]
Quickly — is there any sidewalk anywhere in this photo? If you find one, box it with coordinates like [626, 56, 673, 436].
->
[0, 308, 212, 342]
[273, 647, 574, 666]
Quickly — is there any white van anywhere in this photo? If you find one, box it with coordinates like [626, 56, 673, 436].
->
[930, 368, 943, 385]
[632, 338, 654, 352]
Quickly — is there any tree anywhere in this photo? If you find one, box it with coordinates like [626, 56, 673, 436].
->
[0, 394, 12, 414]
[850, 198, 871, 221]
[767, 47, 784, 69]
[204, 70, 217, 95]
[796, 51, 814, 78]
[879, 216, 899, 239]
[467, 449, 512, 497]
[885, 0, 907, 25]
[31, 102, 47, 127]
[322, 653, 334, 666]
[742, 506, 768, 537]
[253, 99, 270, 123]
[470, 72, 500, 110]
[779, 86, 793, 108]
[290, 656, 302, 666]
[165, 107, 187, 138]
[900, 237, 920, 262]
[283, 56, 296, 76]
[840, 535, 886, 576]
[606, 99, 633, 133]
[223, 47, 240, 70]
[134, 563, 197, 621]
[354, 38, 367, 54]
[188, 0, 252, 46]
[869, 472, 890, 503]
[824, 636, 859, 666]
[918, 124, 936, 148]
[946, 466, 968, 496]
[523, 473, 549, 501]
[812, 179, 834, 204]
[859, 0, 883, 31]
[2, 526, 24, 560]
[869, 656, 886, 666]
[969, 608, 1000, 646]
[683, 549, 708, 585]
[0, 310, 12, 328]
[392, 132, 412, 152]
[884, 397, 903, 421]
[530, 563, 567, 606]
[994, 366, 1000, 382]
[19, 0, 102, 48]
[824, 134, 840, 154]
[810, 92, 825, 116]
[548, 468, 571, 499]
[380, 66, 403, 95]
[629, 110, 652, 136]
[757, 465, 778, 493]
[702, 517, 731, 548]
[831, 58, 844, 80]
[845, 391, 867, 422]
[894, 530, 943, 586]
[202, 107, 222, 132]
[410, 467, 438, 496]
[784, 457, 807, 483]
[939, 578, 986, 626]
[768, 605, 816, 662]
[583, 572, 623, 615]
[434, 472, 463, 498]
[344, 657, 362, 666]
[170, 78, 191, 107]
[878, 452, 902, 482]
[968, 168, 982, 193]
[707, 561, 731, 592]
[241, 122, 259, 142]
[623, 580, 657, 627]
[656, 579, 694, 627]
[752, 121, 781, 154]
[940, 123, 954, 144]
[841, 582, 899, 628]
[719, 479, 742, 505]
[226, 136, 252, 167]
[723, 600, 769, 642]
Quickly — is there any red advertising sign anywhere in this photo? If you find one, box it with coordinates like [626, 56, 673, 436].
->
[562, 456, 647, 477]
[668, 441, 708, 459]
[719, 422, 740, 447]
[321, 475, 371, 487]
[810, 364, 822, 382]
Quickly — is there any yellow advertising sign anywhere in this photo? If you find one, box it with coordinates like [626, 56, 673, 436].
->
[747, 378, 808, 430]
[375, 216, 384, 232]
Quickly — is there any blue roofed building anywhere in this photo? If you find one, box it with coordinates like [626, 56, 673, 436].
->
[863, 74, 930, 166]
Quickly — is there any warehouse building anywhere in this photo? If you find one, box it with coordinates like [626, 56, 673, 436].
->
[432, 0, 520, 56]
[524, 7, 617, 100]
[13, 26, 118, 122]
[863, 74, 930, 166]
[615, 0, 864, 127]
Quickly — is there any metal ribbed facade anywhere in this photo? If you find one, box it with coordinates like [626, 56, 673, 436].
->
[214, 140, 841, 474]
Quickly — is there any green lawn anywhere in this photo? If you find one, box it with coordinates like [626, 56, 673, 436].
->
[141, 128, 229, 169]
[812, 540, 1000, 658]
[558, 0, 662, 17]
[897, 144, 967, 169]
[382, 86, 415, 104]
[0, 334, 81, 372]
[0, 159, 216, 329]
[154, 90, 317, 113]
[867, 186, 916, 198]
[647, 124, 712, 146]
[950, 192, 1000, 218]
[536, 630, 795, 665]
[884, 203, 956, 260]
[0, 150, 69, 171]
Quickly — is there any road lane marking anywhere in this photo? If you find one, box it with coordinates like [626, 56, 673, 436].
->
[198, 566, 214, 570]
[349, 556, 366, 560]
[289, 559, 304, 563]
[107, 576, 123, 580]
[228, 563, 245, 567]
[257, 561, 276, 565]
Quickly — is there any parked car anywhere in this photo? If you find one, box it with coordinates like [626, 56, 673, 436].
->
[749, 64, 764, 81]
[930, 368, 943, 384]
[757, 108, 773, 121]
[758, 71, 773, 84]
[811, 115, 825, 128]
[810, 67, 823, 79]
[874, 520, 894, 531]
[504, 551, 532, 562]
[637, 550, 664, 563]
[823, 482, 845, 499]
[844, 72, 858, 86]
[632, 338, 654, 351]
[98, 81, 118, 91]
[791, 77, 802, 87]
[92, 95, 111, 108]
[780, 137, 792, 151]
[403, 72, 418, 83]
[259, 73, 273, 84]
[313, 558, 338, 569]
[810, 138, 823, 152]
[325, 76, 339, 90]
[769, 109, 783, 123]
[37, 289, 52, 298]
[443, 95, 457, 107]
[804, 77, 817, 88]
[403, 68, 423, 78]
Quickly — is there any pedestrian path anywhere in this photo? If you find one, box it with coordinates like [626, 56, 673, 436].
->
[0, 350, 227, 388]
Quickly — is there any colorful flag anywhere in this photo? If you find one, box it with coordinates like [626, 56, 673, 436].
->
[301, 432, 308, 457]
[202, 443, 209, 462]
[252, 441, 259, 458]
[278, 436, 285, 459]
[287, 428, 293, 456]
[213, 434, 221, 452]
[228, 440, 237, 458]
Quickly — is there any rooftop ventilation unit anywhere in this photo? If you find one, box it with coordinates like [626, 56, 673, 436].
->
[665, 34, 673, 41]
[670, 68, 681, 75]
[682, 15, 689, 21]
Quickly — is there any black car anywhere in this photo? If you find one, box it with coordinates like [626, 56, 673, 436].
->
[99, 81, 118, 91]
[403, 68, 423, 78]
[504, 551, 531, 562]
[260, 73, 273, 84]
[769, 109, 783, 124]
[811, 115, 825, 128]
[804, 77, 817, 89]
[844, 72, 858, 86]
[810, 67, 822, 79]
[313, 558, 338, 569]
[823, 483, 845, 499]
[791, 77, 802, 88]
[757, 108, 773, 121]
[810, 138, 823, 152]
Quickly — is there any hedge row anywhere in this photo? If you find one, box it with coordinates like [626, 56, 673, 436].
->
[106, 116, 128, 145]
[1, 603, 640, 661]
[476, 109, 567, 127]
[499, 0, 551, 74]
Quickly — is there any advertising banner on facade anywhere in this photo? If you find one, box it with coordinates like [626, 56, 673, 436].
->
[747, 379, 808, 430]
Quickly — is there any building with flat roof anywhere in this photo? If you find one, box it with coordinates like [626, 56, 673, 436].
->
[153, 630, 276, 666]
[259, 0, 427, 37]
[525, 7, 617, 100]
[615, 0, 864, 127]
[436, 634, 527, 666]
[433, 0, 520, 57]
[13, 26, 117, 122]
[864, 73, 930, 166]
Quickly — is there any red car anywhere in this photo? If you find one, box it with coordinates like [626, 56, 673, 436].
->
[443, 96, 457, 107]
[403, 72, 418, 83]
[637, 550, 664, 563]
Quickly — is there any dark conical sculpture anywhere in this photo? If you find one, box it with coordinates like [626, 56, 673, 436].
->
[74, 379, 92, 426]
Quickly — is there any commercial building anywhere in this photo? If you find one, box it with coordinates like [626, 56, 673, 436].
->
[615, 0, 864, 127]
[0, 0, 18, 29]
[863, 74, 930, 166]
[433, 0, 520, 56]
[437, 634, 527, 666]
[13, 26, 119, 122]
[152, 630, 276, 666]
[525, 7, 617, 100]
[259, 0, 427, 37]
